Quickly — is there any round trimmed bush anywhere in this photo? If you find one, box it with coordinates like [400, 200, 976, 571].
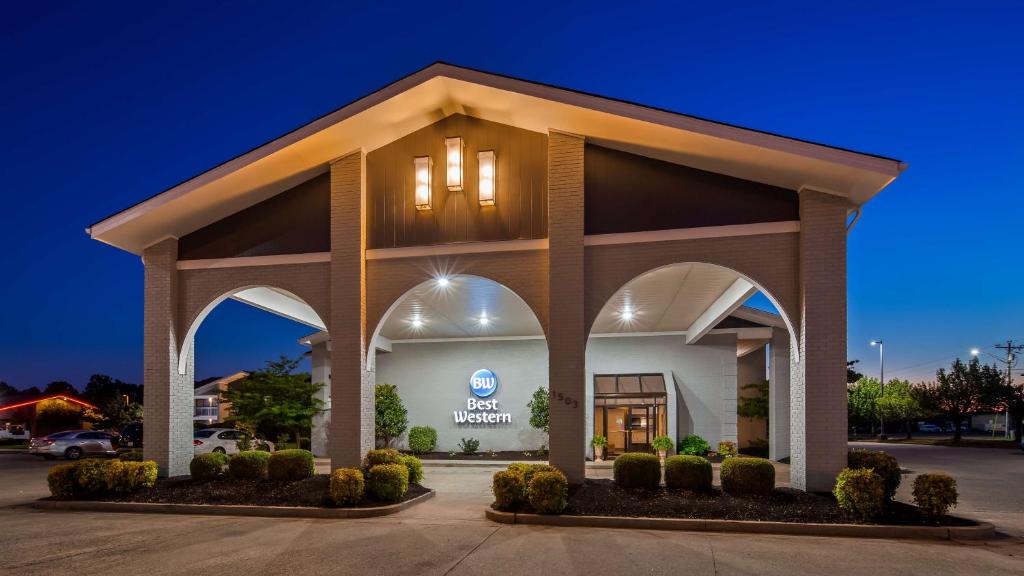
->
[613, 452, 661, 489]
[329, 468, 365, 506]
[677, 434, 710, 456]
[834, 467, 885, 520]
[117, 461, 157, 492]
[399, 454, 424, 485]
[408, 426, 437, 454]
[267, 449, 315, 481]
[47, 463, 79, 499]
[507, 463, 556, 486]
[527, 469, 568, 514]
[848, 449, 901, 500]
[366, 463, 409, 502]
[913, 473, 958, 519]
[229, 450, 270, 480]
[190, 452, 229, 481]
[720, 457, 775, 496]
[664, 455, 712, 492]
[75, 459, 119, 496]
[492, 469, 526, 511]
[365, 448, 402, 468]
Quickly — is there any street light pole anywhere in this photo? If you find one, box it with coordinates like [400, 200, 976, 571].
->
[871, 340, 885, 440]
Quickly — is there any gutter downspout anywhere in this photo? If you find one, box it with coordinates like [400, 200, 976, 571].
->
[846, 208, 862, 235]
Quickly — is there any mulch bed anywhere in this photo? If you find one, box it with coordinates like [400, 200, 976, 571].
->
[101, 475, 429, 509]
[524, 479, 975, 527]
[411, 451, 547, 461]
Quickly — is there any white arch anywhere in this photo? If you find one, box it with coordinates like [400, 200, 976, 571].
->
[178, 285, 326, 375]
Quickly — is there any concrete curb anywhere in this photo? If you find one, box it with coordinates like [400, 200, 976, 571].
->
[30, 490, 435, 519]
[484, 508, 996, 540]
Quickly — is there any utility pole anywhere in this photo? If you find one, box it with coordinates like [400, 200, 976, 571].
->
[994, 340, 1023, 439]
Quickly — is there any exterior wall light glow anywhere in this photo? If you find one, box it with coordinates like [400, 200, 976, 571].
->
[414, 156, 432, 210]
[477, 150, 495, 206]
[445, 136, 463, 192]
[478, 312, 490, 326]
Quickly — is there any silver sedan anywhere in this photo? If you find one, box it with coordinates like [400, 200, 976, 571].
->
[28, 430, 119, 460]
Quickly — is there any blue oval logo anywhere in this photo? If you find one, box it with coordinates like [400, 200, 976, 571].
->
[469, 369, 499, 398]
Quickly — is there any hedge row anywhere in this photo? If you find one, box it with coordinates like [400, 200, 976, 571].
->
[48, 459, 158, 499]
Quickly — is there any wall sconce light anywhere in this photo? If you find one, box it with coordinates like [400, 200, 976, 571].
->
[445, 136, 463, 191]
[478, 150, 495, 206]
[414, 156, 432, 210]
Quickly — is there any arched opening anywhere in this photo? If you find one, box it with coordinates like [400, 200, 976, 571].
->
[585, 262, 796, 462]
[180, 286, 327, 447]
[360, 274, 549, 455]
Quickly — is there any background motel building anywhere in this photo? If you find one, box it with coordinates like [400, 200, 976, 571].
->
[88, 63, 903, 491]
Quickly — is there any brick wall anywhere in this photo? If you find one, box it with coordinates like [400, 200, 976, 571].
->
[792, 189, 849, 491]
[547, 131, 586, 482]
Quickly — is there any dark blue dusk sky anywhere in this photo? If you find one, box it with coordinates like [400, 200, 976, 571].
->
[2, 1, 1022, 389]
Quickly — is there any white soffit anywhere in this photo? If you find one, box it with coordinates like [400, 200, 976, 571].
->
[231, 287, 325, 330]
[89, 63, 904, 255]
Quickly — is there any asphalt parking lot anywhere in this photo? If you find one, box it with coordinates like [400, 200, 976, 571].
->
[0, 446, 1021, 575]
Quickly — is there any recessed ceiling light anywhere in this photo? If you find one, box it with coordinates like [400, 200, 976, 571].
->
[620, 307, 634, 321]
[436, 277, 450, 288]
[411, 317, 423, 329]
[478, 313, 490, 326]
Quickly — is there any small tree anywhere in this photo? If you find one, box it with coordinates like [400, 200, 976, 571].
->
[877, 379, 928, 439]
[847, 377, 882, 436]
[528, 386, 549, 434]
[374, 383, 408, 448]
[920, 358, 999, 442]
[847, 360, 864, 384]
[737, 380, 768, 419]
[221, 356, 323, 446]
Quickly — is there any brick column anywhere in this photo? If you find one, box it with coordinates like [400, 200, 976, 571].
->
[547, 131, 585, 483]
[142, 238, 194, 477]
[329, 151, 373, 469]
[769, 328, 791, 461]
[310, 340, 330, 457]
[790, 190, 848, 491]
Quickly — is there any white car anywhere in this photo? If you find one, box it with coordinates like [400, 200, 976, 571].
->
[193, 428, 274, 455]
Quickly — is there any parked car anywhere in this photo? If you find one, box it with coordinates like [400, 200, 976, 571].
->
[120, 422, 143, 448]
[28, 430, 119, 460]
[193, 428, 274, 455]
[917, 423, 943, 433]
[944, 422, 970, 433]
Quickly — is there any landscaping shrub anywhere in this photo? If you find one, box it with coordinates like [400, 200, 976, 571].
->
[677, 434, 710, 456]
[47, 463, 79, 499]
[651, 435, 674, 454]
[848, 449, 901, 500]
[48, 459, 158, 498]
[408, 426, 437, 454]
[717, 441, 737, 458]
[329, 468, 365, 506]
[75, 458, 120, 496]
[834, 468, 885, 520]
[229, 450, 270, 480]
[720, 457, 775, 496]
[913, 473, 958, 519]
[118, 451, 144, 461]
[366, 463, 409, 502]
[508, 463, 556, 486]
[492, 469, 526, 510]
[190, 452, 229, 482]
[664, 455, 712, 492]
[267, 449, 315, 481]
[365, 448, 402, 467]
[458, 437, 480, 455]
[613, 452, 661, 489]
[399, 454, 424, 485]
[527, 469, 568, 514]
[117, 461, 158, 492]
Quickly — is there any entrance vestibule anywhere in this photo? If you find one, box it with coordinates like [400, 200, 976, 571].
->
[593, 373, 667, 456]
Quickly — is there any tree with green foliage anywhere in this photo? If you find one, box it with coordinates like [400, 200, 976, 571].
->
[528, 386, 549, 434]
[847, 360, 864, 384]
[985, 377, 1024, 442]
[221, 356, 323, 447]
[737, 380, 768, 419]
[83, 374, 143, 407]
[43, 381, 77, 396]
[847, 377, 882, 436]
[374, 383, 408, 448]
[920, 358, 1001, 442]
[877, 379, 929, 439]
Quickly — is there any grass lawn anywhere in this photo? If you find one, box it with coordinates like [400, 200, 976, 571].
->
[867, 437, 1019, 449]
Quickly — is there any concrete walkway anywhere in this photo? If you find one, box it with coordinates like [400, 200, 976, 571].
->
[1, 452, 1022, 575]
